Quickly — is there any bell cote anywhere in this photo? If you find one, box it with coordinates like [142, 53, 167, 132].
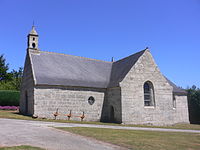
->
[27, 26, 39, 50]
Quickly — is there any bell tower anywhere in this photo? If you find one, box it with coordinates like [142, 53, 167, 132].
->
[27, 25, 39, 50]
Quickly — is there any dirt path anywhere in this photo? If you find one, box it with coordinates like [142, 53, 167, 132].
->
[0, 118, 126, 150]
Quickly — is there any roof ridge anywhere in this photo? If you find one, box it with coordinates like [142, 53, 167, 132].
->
[114, 49, 146, 63]
[37, 50, 113, 63]
[107, 49, 147, 88]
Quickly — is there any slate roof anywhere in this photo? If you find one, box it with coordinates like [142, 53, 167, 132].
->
[30, 51, 112, 88]
[165, 77, 187, 95]
[29, 49, 186, 94]
[108, 50, 145, 87]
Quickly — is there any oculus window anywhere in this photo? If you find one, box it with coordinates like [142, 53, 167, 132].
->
[88, 96, 95, 105]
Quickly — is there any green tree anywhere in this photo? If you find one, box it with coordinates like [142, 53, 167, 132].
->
[187, 86, 200, 124]
[10, 67, 23, 90]
[0, 54, 11, 82]
[0, 54, 23, 90]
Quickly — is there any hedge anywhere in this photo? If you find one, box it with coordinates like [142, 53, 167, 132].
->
[0, 90, 20, 106]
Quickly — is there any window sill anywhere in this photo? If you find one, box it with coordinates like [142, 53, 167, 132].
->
[144, 106, 155, 109]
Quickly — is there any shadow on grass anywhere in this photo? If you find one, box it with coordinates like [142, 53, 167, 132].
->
[12, 111, 32, 117]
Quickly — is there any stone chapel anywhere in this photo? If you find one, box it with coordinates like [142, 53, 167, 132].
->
[20, 26, 189, 125]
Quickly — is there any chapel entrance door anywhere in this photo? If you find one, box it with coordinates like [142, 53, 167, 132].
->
[25, 91, 28, 114]
[110, 106, 115, 122]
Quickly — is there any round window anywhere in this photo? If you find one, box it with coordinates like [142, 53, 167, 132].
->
[88, 96, 95, 105]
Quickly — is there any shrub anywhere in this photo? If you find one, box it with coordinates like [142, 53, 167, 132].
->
[0, 90, 20, 106]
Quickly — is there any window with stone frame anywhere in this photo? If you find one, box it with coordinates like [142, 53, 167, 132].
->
[144, 81, 155, 106]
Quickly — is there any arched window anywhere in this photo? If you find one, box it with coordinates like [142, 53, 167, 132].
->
[32, 43, 36, 48]
[144, 81, 155, 106]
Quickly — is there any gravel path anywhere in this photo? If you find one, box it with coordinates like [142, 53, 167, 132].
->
[0, 118, 127, 150]
[3, 118, 199, 133]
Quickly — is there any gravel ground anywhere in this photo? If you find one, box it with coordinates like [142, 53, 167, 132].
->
[0, 118, 127, 150]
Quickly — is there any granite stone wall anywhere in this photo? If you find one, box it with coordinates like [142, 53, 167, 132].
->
[120, 50, 189, 125]
[173, 95, 189, 123]
[33, 86, 106, 121]
[101, 87, 122, 123]
[20, 51, 35, 115]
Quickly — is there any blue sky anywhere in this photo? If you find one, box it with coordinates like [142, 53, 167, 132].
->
[0, 0, 199, 88]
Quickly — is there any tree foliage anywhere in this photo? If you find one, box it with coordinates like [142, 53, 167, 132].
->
[0, 54, 11, 81]
[0, 54, 23, 91]
[187, 86, 200, 124]
[10, 67, 23, 90]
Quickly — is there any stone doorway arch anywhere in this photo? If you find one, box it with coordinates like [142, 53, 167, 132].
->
[110, 105, 115, 122]
[25, 91, 28, 114]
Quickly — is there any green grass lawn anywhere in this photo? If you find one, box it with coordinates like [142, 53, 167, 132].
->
[0, 145, 44, 150]
[1, 110, 200, 130]
[58, 127, 200, 150]
[0, 110, 117, 125]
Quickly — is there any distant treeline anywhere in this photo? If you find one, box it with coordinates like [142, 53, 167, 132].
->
[187, 85, 200, 124]
[0, 54, 22, 106]
[0, 54, 23, 90]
